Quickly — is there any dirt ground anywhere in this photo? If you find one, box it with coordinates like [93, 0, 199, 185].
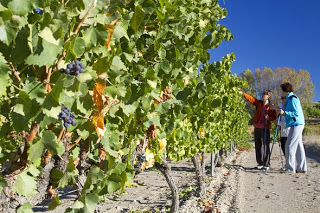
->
[35, 135, 320, 213]
[235, 136, 320, 213]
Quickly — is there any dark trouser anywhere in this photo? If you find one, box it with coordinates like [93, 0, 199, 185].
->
[254, 128, 270, 166]
[280, 137, 287, 156]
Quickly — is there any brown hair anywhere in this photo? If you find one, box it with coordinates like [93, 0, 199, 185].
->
[280, 83, 293, 92]
[262, 89, 273, 98]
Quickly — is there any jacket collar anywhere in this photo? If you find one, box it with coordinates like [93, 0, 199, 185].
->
[286, 92, 294, 99]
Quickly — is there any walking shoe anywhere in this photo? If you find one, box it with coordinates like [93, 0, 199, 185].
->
[296, 170, 307, 174]
[255, 165, 263, 169]
[262, 166, 270, 171]
[284, 168, 295, 174]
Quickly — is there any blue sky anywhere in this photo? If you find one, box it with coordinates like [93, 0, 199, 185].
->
[209, 0, 320, 102]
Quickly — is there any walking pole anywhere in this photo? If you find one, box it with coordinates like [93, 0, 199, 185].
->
[265, 115, 281, 174]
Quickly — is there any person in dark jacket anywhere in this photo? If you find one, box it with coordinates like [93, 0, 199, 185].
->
[243, 90, 277, 170]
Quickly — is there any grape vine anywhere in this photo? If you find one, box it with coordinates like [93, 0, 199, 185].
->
[0, 0, 250, 212]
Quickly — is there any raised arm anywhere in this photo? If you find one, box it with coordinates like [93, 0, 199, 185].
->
[242, 92, 260, 107]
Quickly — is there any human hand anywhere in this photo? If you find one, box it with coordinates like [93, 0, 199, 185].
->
[279, 109, 285, 115]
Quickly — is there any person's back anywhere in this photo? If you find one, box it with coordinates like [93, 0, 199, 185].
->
[284, 93, 305, 127]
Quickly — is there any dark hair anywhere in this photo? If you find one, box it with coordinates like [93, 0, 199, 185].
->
[280, 83, 293, 92]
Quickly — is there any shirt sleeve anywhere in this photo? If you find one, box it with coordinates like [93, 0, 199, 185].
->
[285, 97, 300, 118]
[242, 92, 260, 107]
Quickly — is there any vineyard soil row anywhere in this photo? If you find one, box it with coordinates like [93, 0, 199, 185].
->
[32, 150, 241, 212]
[37, 135, 320, 213]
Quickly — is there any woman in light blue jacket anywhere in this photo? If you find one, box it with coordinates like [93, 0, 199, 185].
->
[277, 83, 307, 173]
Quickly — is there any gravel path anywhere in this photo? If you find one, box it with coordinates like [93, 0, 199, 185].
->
[235, 141, 320, 213]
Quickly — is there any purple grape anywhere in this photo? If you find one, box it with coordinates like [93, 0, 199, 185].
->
[64, 123, 70, 128]
[62, 60, 84, 76]
[67, 64, 73, 69]
[59, 68, 65, 73]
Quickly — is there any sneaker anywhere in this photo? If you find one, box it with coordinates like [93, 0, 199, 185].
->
[296, 170, 307, 174]
[256, 165, 263, 169]
[284, 168, 295, 174]
[262, 166, 270, 170]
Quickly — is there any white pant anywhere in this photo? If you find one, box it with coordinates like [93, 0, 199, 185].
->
[285, 125, 307, 172]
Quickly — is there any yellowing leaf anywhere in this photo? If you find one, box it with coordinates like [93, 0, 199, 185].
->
[198, 128, 205, 139]
[93, 82, 107, 137]
[104, 19, 118, 51]
[159, 138, 167, 150]
[93, 114, 105, 138]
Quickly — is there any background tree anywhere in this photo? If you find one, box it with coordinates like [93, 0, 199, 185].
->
[241, 67, 315, 106]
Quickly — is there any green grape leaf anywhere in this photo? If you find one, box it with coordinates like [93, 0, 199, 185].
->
[58, 157, 78, 187]
[0, 53, 10, 97]
[39, 27, 60, 46]
[110, 56, 126, 73]
[17, 202, 34, 213]
[7, 0, 32, 15]
[10, 27, 31, 65]
[113, 22, 129, 41]
[13, 171, 37, 197]
[122, 104, 137, 116]
[28, 138, 44, 163]
[48, 195, 61, 210]
[28, 131, 64, 163]
[64, 37, 85, 61]
[25, 39, 62, 67]
[71, 200, 84, 209]
[83, 193, 99, 213]
[0, 18, 19, 45]
[82, 26, 98, 47]
[104, 84, 126, 98]
[0, 9, 13, 21]
[130, 5, 145, 33]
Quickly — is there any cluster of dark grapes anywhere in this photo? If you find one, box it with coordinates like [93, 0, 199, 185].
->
[60, 60, 84, 76]
[135, 154, 147, 173]
[58, 106, 76, 128]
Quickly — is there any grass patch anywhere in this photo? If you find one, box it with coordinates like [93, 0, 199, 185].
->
[236, 139, 253, 151]
[303, 124, 320, 136]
